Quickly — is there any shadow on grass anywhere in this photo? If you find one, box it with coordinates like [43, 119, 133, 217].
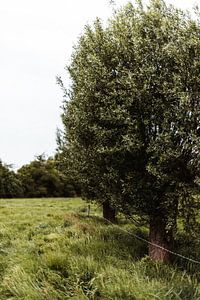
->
[173, 232, 200, 278]
[65, 213, 148, 262]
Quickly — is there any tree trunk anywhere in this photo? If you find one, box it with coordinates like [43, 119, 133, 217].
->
[103, 201, 116, 223]
[149, 216, 173, 263]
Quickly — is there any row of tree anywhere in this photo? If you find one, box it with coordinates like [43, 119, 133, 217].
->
[0, 155, 79, 198]
[57, 0, 200, 262]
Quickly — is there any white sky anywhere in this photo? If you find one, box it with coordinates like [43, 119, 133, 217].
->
[0, 0, 198, 169]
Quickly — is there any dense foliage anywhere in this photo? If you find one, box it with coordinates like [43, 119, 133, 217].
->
[17, 155, 77, 198]
[0, 161, 23, 198]
[59, 0, 200, 261]
[0, 155, 78, 199]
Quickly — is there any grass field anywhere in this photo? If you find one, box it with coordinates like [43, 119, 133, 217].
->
[0, 198, 199, 300]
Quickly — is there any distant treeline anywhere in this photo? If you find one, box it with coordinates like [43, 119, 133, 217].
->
[0, 154, 80, 198]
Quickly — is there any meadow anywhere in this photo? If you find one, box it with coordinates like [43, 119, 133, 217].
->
[0, 197, 199, 300]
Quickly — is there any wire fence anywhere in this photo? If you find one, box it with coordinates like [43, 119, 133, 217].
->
[0, 202, 199, 265]
[102, 216, 200, 265]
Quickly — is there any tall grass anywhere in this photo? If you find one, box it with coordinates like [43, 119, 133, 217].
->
[0, 198, 198, 299]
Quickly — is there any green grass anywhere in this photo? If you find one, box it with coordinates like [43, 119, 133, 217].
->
[0, 198, 198, 299]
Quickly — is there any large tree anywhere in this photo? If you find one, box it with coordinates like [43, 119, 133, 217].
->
[59, 0, 200, 261]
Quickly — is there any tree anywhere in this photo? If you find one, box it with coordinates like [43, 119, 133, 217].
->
[18, 155, 77, 198]
[59, 0, 200, 261]
[0, 161, 23, 198]
[56, 128, 116, 222]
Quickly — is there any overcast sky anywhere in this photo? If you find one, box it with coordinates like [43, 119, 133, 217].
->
[0, 0, 198, 169]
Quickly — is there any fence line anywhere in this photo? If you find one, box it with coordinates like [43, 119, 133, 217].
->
[102, 216, 200, 265]
[0, 202, 199, 265]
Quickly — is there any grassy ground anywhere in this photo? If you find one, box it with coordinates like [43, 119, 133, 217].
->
[0, 198, 199, 300]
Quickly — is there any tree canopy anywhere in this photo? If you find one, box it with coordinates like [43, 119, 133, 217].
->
[59, 0, 200, 261]
[0, 161, 23, 198]
[17, 155, 77, 198]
